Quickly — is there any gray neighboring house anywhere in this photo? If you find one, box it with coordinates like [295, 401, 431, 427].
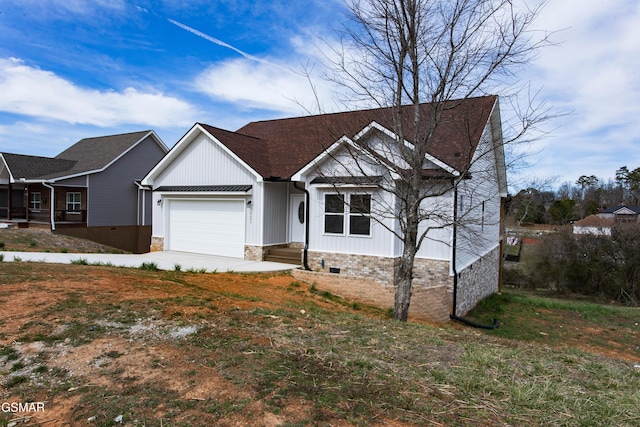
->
[0, 130, 168, 252]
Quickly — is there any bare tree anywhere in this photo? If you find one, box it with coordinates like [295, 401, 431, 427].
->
[314, 0, 552, 321]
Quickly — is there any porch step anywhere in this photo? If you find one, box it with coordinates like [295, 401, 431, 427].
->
[264, 247, 301, 265]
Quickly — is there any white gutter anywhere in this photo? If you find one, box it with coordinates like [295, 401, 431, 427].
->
[42, 182, 56, 230]
[134, 181, 148, 226]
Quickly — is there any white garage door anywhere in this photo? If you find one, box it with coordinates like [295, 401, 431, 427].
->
[167, 199, 245, 258]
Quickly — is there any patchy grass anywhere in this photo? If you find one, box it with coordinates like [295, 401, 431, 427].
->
[466, 290, 640, 362]
[0, 263, 639, 426]
[0, 228, 124, 253]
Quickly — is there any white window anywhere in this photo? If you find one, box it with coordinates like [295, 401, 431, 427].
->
[66, 192, 81, 212]
[324, 194, 345, 234]
[323, 193, 372, 236]
[349, 194, 371, 236]
[30, 192, 41, 210]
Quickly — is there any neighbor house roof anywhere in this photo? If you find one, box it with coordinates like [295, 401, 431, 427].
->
[575, 215, 615, 228]
[0, 153, 76, 180]
[200, 95, 497, 180]
[1, 130, 164, 182]
[600, 205, 640, 215]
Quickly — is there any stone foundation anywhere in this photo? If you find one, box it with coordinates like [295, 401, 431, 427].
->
[150, 236, 164, 252]
[292, 269, 451, 323]
[244, 243, 291, 261]
[307, 250, 451, 289]
[455, 246, 500, 315]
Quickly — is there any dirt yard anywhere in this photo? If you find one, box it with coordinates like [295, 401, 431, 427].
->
[0, 263, 407, 426]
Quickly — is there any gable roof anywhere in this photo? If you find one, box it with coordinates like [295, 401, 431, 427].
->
[1, 153, 76, 181]
[203, 95, 497, 180]
[575, 214, 615, 228]
[600, 205, 640, 215]
[1, 130, 166, 182]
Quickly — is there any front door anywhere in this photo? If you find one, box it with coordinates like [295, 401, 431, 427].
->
[289, 194, 305, 243]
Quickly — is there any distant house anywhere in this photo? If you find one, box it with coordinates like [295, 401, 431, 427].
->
[142, 96, 506, 319]
[0, 131, 168, 252]
[573, 206, 640, 237]
[572, 215, 615, 236]
[598, 206, 640, 223]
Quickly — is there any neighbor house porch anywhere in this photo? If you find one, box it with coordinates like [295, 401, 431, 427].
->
[0, 183, 87, 229]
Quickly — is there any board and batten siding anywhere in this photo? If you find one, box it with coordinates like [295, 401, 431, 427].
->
[261, 182, 290, 246]
[453, 118, 503, 272]
[415, 192, 454, 261]
[150, 132, 260, 245]
[307, 186, 396, 257]
[86, 136, 166, 227]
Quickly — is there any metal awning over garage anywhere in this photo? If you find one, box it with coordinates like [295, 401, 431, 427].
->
[156, 185, 252, 193]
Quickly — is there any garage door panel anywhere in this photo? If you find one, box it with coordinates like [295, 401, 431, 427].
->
[167, 199, 245, 258]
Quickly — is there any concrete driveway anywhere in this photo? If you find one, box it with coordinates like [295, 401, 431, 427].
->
[0, 250, 299, 273]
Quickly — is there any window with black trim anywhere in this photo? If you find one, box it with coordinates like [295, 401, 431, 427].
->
[30, 192, 41, 210]
[66, 192, 81, 212]
[349, 194, 371, 235]
[324, 194, 344, 234]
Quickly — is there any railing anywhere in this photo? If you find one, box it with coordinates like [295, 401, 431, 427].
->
[55, 210, 87, 223]
[0, 207, 27, 219]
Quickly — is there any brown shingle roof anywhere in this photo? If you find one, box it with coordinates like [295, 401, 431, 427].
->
[205, 95, 496, 179]
[575, 215, 615, 227]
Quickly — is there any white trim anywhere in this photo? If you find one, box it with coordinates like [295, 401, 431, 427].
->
[354, 121, 459, 176]
[291, 136, 352, 181]
[613, 207, 637, 215]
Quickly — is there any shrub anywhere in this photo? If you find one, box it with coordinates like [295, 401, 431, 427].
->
[139, 262, 160, 271]
[531, 224, 640, 304]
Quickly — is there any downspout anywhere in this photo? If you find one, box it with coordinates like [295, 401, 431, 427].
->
[449, 181, 499, 329]
[293, 181, 311, 270]
[134, 181, 146, 226]
[42, 182, 55, 231]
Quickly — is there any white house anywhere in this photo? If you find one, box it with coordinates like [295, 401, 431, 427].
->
[141, 96, 506, 318]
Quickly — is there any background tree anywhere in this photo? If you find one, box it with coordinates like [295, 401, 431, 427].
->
[548, 198, 576, 225]
[323, 0, 552, 321]
[575, 175, 600, 217]
[616, 166, 640, 205]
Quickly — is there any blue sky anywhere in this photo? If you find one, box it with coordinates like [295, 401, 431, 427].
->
[0, 0, 639, 191]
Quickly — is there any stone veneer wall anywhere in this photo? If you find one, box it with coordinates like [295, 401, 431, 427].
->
[244, 243, 291, 261]
[307, 250, 452, 289]
[291, 269, 451, 323]
[302, 251, 453, 322]
[454, 246, 500, 315]
[306, 251, 398, 286]
[150, 236, 164, 252]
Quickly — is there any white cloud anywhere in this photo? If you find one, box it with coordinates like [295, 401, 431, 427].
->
[8, 0, 127, 19]
[516, 0, 640, 182]
[194, 57, 337, 115]
[0, 58, 197, 128]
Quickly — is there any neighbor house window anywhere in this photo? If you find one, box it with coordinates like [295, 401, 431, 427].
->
[324, 194, 345, 234]
[66, 192, 81, 212]
[349, 194, 371, 235]
[30, 192, 41, 210]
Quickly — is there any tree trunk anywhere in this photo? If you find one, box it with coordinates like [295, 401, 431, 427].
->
[394, 206, 419, 321]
